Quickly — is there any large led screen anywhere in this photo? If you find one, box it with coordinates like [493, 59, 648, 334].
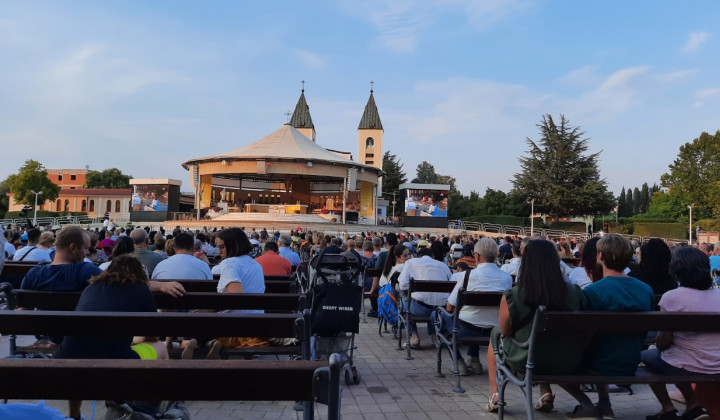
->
[404, 189, 448, 217]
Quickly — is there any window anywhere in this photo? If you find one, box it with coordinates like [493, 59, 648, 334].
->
[365, 160, 374, 165]
[70, 175, 76, 181]
[106, 200, 111, 213]
[64, 200, 70, 212]
[81, 200, 87, 212]
[70, 187, 75, 190]
[365, 153, 374, 158]
[58, 175, 63, 181]
[89, 200, 95, 212]
[56, 199, 61, 210]
[365, 137, 374, 148]
[115, 200, 121, 213]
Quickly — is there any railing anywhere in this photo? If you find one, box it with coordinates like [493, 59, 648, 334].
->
[0, 216, 104, 228]
[449, 222, 689, 244]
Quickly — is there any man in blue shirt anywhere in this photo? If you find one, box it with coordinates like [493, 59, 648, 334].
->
[561, 234, 654, 420]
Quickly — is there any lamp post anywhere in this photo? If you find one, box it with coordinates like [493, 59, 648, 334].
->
[530, 198, 535, 236]
[688, 204, 693, 245]
[30, 190, 43, 226]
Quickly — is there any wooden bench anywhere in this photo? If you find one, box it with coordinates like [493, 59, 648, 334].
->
[495, 309, 720, 420]
[0, 261, 45, 289]
[398, 278, 456, 359]
[157, 278, 298, 294]
[0, 310, 338, 420]
[4, 288, 307, 359]
[434, 290, 504, 392]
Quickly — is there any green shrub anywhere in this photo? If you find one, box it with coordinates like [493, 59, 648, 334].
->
[463, 215, 547, 228]
[548, 222, 587, 232]
[3, 211, 86, 219]
[695, 218, 720, 232]
[632, 222, 687, 239]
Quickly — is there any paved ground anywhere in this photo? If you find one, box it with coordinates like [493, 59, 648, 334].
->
[1, 306, 672, 420]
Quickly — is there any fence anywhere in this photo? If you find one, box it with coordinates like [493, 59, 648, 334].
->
[449, 220, 688, 244]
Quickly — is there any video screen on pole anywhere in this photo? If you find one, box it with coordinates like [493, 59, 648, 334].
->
[132, 184, 170, 212]
[404, 189, 448, 217]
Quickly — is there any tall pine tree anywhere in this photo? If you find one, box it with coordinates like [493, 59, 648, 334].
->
[626, 188, 634, 217]
[633, 187, 641, 215]
[381, 151, 407, 217]
[511, 114, 615, 222]
[618, 187, 627, 218]
[640, 183, 650, 214]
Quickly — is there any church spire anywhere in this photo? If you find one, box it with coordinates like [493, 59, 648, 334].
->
[289, 81, 316, 141]
[289, 81, 314, 129]
[358, 83, 383, 130]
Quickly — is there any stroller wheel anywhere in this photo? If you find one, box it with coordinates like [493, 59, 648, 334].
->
[344, 367, 361, 385]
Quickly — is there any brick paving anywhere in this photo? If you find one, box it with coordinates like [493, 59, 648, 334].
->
[1, 305, 671, 420]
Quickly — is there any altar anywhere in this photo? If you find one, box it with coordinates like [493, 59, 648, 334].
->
[245, 203, 309, 214]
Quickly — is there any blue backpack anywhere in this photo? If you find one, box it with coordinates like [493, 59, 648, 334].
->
[377, 271, 400, 327]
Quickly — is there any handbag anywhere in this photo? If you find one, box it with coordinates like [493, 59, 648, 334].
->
[310, 281, 362, 336]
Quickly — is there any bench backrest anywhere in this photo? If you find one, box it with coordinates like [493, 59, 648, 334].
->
[409, 278, 456, 294]
[0, 310, 309, 339]
[543, 311, 720, 333]
[11, 290, 305, 312]
[0, 358, 327, 402]
[154, 279, 298, 294]
[457, 290, 504, 309]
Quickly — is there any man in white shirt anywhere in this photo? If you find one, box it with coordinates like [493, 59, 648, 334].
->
[398, 247, 452, 348]
[4, 230, 16, 260]
[152, 232, 212, 280]
[12, 228, 51, 263]
[500, 243, 522, 276]
[434, 237, 512, 374]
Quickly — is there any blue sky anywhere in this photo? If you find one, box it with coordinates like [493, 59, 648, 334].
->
[1, 1, 718, 197]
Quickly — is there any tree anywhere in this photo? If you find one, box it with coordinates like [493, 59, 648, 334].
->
[5, 160, 60, 207]
[381, 151, 407, 217]
[626, 188, 634, 217]
[660, 130, 720, 219]
[640, 183, 650, 214]
[481, 188, 507, 215]
[84, 168, 132, 189]
[633, 187, 641, 215]
[617, 187, 626, 218]
[412, 161, 438, 184]
[511, 114, 615, 222]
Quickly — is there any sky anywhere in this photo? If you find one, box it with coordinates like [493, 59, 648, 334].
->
[1, 1, 719, 197]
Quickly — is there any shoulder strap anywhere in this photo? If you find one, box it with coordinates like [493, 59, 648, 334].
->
[18, 246, 37, 262]
[461, 269, 471, 291]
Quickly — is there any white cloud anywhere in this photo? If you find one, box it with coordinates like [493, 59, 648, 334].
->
[338, 0, 527, 53]
[695, 88, 720, 99]
[558, 66, 601, 86]
[655, 69, 695, 83]
[294, 49, 327, 70]
[683, 31, 712, 51]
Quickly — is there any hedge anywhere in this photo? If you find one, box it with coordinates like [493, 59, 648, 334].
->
[463, 215, 548, 228]
[632, 222, 687, 239]
[548, 222, 587, 233]
[695, 219, 720, 232]
[3, 211, 86, 219]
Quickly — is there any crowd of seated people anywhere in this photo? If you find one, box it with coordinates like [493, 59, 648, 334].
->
[3, 220, 720, 419]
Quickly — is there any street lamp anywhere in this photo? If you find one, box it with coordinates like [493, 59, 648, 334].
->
[30, 190, 43, 226]
[530, 199, 535, 236]
[688, 204, 694, 245]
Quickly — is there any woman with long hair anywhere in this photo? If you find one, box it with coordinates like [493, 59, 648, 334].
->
[568, 236, 603, 288]
[379, 244, 410, 290]
[628, 238, 677, 295]
[642, 247, 719, 420]
[55, 254, 168, 420]
[486, 239, 585, 413]
[195, 227, 266, 354]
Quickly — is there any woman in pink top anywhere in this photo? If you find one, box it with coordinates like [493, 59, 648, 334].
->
[642, 247, 719, 420]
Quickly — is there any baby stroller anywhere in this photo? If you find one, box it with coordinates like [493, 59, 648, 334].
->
[307, 249, 364, 385]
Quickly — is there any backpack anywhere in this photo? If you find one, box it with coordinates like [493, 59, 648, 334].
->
[377, 270, 401, 328]
[377, 283, 398, 327]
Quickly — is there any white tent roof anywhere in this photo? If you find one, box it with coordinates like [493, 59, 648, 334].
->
[183, 124, 371, 168]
